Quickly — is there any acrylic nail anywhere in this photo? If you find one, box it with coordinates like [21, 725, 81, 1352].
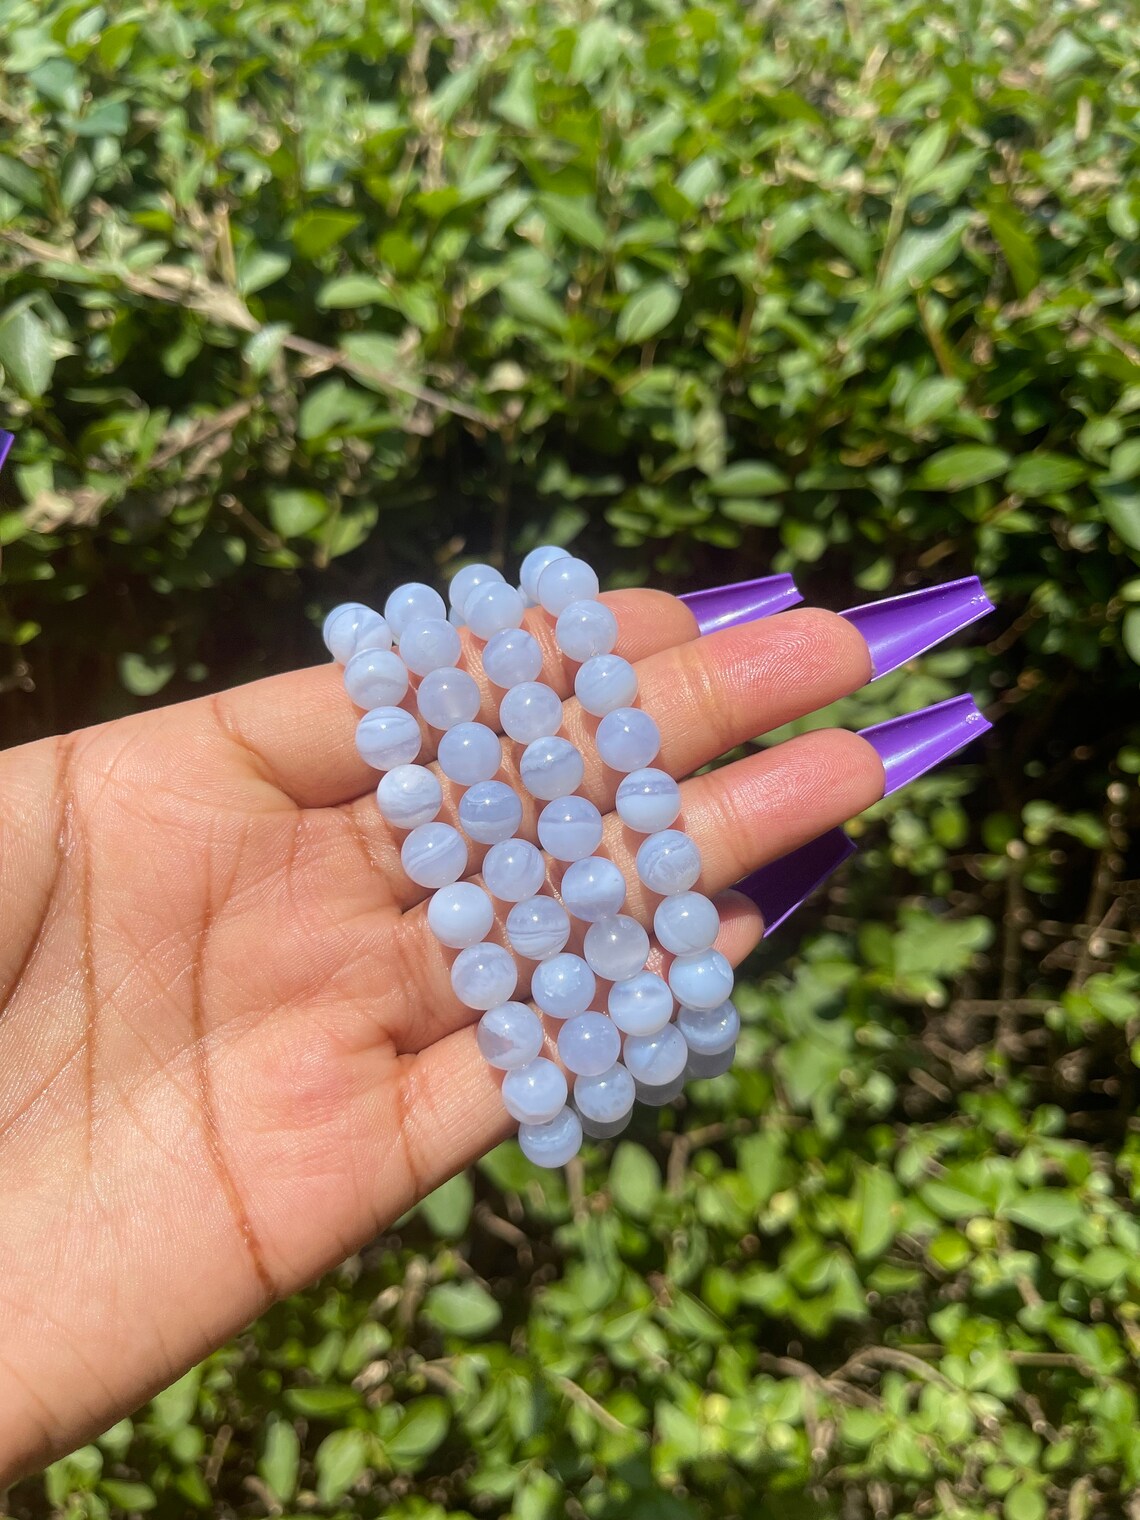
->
[732, 828, 856, 938]
[680, 573, 803, 635]
[840, 576, 994, 680]
[0, 430, 13, 476]
[859, 693, 992, 796]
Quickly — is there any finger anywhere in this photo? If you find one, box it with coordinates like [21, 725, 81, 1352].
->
[204, 590, 697, 809]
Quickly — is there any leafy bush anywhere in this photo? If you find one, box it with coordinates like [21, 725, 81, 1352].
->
[3, 0, 1139, 1515]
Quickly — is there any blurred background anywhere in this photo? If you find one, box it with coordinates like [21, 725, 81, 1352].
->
[2, 0, 1139, 1515]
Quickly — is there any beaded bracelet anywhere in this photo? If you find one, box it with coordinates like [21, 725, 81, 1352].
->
[323, 549, 735, 1169]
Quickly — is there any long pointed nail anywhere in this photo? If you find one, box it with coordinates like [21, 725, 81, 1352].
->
[681, 573, 803, 634]
[840, 577, 994, 679]
[732, 828, 857, 937]
[0, 430, 13, 476]
[860, 694, 991, 795]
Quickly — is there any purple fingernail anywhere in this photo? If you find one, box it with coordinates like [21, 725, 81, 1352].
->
[860, 694, 992, 796]
[0, 431, 13, 476]
[680, 573, 803, 635]
[840, 577, 994, 679]
[733, 828, 857, 937]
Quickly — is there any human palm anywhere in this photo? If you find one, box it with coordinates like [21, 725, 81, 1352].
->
[0, 589, 879, 1479]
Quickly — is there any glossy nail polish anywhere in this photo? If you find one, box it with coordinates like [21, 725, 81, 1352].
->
[680, 573, 803, 634]
[859, 693, 992, 795]
[840, 577, 994, 680]
[733, 828, 856, 937]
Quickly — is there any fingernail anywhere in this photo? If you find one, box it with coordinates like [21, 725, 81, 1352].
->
[860, 693, 992, 796]
[0, 430, 13, 476]
[680, 573, 803, 634]
[840, 577, 994, 679]
[733, 828, 857, 937]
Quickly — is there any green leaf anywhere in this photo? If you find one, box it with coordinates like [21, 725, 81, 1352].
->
[258, 1418, 299, 1504]
[284, 1385, 361, 1418]
[881, 212, 972, 294]
[918, 444, 1011, 491]
[500, 279, 569, 334]
[1122, 608, 1140, 665]
[315, 1428, 367, 1504]
[708, 459, 789, 496]
[904, 376, 965, 429]
[419, 1172, 474, 1237]
[118, 652, 175, 697]
[1006, 453, 1087, 497]
[1005, 1482, 1047, 1520]
[853, 1166, 901, 1259]
[902, 122, 949, 184]
[423, 1281, 501, 1337]
[317, 274, 390, 309]
[383, 1398, 450, 1466]
[267, 488, 328, 538]
[1001, 1190, 1084, 1236]
[100, 1480, 156, 1511]
[0, 303, 55, 396]
[616, 282, 681, 345]
[539, 194, 607, 251]
[988, 201, 1040, 299]
[609, 1142, 661, 1220]
[1101, 487, 1140, 549]
[292, 210, 362, 260]
[243, 323, 290, 376]
[236, 248, 290, 296]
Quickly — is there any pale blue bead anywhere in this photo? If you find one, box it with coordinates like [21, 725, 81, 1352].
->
[583, 915, 650, 981]
[483, 838, 546, 902]
[519, 736, 584, 800]
[376, 764, 442, 830]
[400, 822, 467, 889]
[654, 892, 720, 954]
[501, 1058, 567, 1124]
[578, 1111, 632, 1140]
[623, 1024, 688, 1086]
[555, 600, 618, 662]
[449, 562, 503, 614]
[677, 998, 740, 1056]
[450, 943, 518, 1010]
[530, 953, 596, 1019]
[596, 707, 660, 772]
[616, 767, 681, 833]
[518, 1105, 582, 1167]
[635, 1070, 686, 1106]
[574, 655, 638, 717]
[399, 617, 461, 676]
[537, 555, 599, 616]
[384, 582, 446, 637]
[506, 896, 571, 960]
[476, 1002, 544, 1070]
[668, 949, 734, 1011]
[557, 1013, 621, 1077]
[324, 604, 391, 664]
[417, 667, 480, 730]
[499, 682, 562, 743]
[572, 1063, 635, 1125]
[537, 796, 603, 862]
[343, 648, 409, 709]
[607, 971, 674, 1035]
[560, 856, 626, 922]
[427, 881, 495, 949]
[465, 581, 526, 640]
[449, 603, 466, 628]
[636, 829, 702, 896]
[438, 722, 501, 784]
[520, 545, 569, 603]
[482, 627, 543, 688]
[356, 707, 421, 770]
[458, 780, 522, 845]
[686, 1043, 737, 1080]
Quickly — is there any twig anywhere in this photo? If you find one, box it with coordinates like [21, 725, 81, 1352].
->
[552, 1374, 636, 1436]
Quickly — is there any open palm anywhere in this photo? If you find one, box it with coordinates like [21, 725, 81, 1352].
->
[0, 589, 881, 1479]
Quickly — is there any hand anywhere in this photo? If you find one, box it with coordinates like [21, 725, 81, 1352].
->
[0, 591, 880, 1479]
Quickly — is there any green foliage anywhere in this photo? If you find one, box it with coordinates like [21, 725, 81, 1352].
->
[4, 0, 1140, 1516]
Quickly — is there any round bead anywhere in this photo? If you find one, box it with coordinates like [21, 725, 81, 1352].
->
[376, 764, 442, 830]
[518, 1105, 583, 1167]
[686, 1043, 737, 1080]
[530, 953, 596, 1020]
[506, 896, 571, 960]
[344, 646, 410, 709]
[574, 654, 638, 716]
[384, 582, 446, 637]
[519, 736, 584, 800]
[476, 1002, 544, 1070]
[324, 604, 391, 664]
[399, 617, 461, 676]
[438, 722, 502, 785]
[636, 829, 702, 896]
[483, 838, 547, 902]
[482, 627, 543, 689]
[499, 682, 563, 743]
[427, 881, 495, 950]
[537, 555, 600, 615]
[678, 998, 740, 1057]
[557, 1013, 621, 1077]
[616, 768, 681, 833]
[668, 949, 734, 1011]
[417, 667, 481, 730]
[356, 707, 421, 770]
[501, 1058, 567, 1125]
[623, 1024, 688, 1087]
[458, 780, 523, 845]
[573, 1063, 635, 1126]
[635, 1070, 686, 1106]
[560, 857, 626, 922]
[520, 545, 570, 603]
[450, 943, 518, 1010]
[607, 971, 674, 1035]
[596, 707, 661, 772]
[578, 1110, 632, 1140]
[555, 600, 618, 662]
[449, 603, 466, 628]
[449, 562, 504, 614]
[537, 796, 604, 862]
[583, 915, 650, 981]
[400, 823, 468, 889]
[465, 581, 526, 640]
[654, 892, 720, 955]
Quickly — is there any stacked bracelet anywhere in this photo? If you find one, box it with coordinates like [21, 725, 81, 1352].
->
[323, 549, 735, 1169]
